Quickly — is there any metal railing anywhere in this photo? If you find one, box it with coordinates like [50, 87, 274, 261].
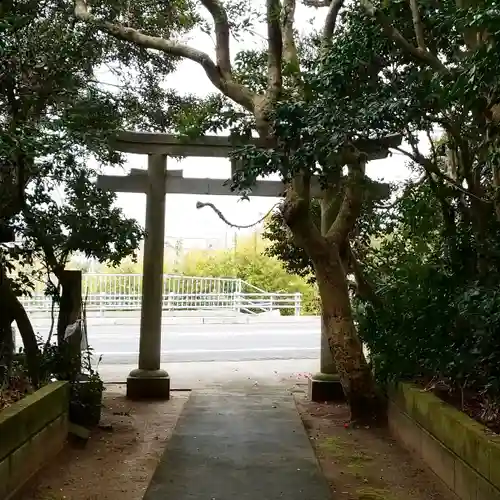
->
[20, 274, 302, 316]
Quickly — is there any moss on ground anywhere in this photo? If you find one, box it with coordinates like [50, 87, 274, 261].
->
[356, 486, 395, 499]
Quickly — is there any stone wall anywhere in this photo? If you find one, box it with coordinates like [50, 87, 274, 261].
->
[0, 381, 69, 499]
[388, 382, 500, 500]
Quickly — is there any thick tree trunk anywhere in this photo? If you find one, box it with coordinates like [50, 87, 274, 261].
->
[319, 193, 340, 376]
[282, 170, 382, 422]
[0, 321, 14, 385]
[313, 248, 384, 423]
[0, 271, 40, 387]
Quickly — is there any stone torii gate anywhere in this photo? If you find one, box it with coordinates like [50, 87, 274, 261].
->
[98, 131, 400, 400]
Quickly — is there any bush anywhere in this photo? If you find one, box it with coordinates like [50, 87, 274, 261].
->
[178, 235, 320, 315]
[13, 334, 105, 427]
[356, 182, 500, 405]
[358, 270, 500, 394]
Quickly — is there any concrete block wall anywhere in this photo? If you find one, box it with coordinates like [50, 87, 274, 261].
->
[388, 383, 500, 500]
[0, 381, 69, 499]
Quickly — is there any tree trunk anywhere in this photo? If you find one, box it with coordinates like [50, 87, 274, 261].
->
[0, 321, 14, 385]
[0, 271, 40, 387]
[282, 172, 382, 422]
[313, 247, 384, 423]
[319, 194, 341, 376]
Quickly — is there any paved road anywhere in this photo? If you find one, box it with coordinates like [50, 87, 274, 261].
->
[19, 314, 321, 387]
[24, 316, 321, 365]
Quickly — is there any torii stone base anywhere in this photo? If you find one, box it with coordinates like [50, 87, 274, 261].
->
[308, 374, 345, 402]
[127, 369, 170, 400]
[308, 332, 346, 402]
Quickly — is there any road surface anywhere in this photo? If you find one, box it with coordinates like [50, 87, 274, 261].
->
[23, 315, 322, 365]
[20, 315, 322, 386]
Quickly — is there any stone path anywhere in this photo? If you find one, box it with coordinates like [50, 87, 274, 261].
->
[143, 388, 332, 500]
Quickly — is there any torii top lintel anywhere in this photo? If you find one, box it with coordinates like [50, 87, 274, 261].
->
[98, 131, 402, 198]
[112, 131, 402, 160]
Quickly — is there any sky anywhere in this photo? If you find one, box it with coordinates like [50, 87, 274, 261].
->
[98, 3, 417, 247]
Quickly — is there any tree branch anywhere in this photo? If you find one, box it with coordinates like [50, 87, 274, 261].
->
[302, 0, 330, 6]
[74, 0, 255, 111]
[409, 0, 427, 51]
[320, 165, 343, 234]
[281, 0, 299, 67]
[22, 208, 64, 279]
[321, 186, 343, 234]
[266, 0, 283, 100]
[325, 159, 366, 245]
[323, 0, 344, 41]
[282, 174, 325, 261]
[199, 0, 231, 75]
[360, 0, 448, 74]
[301, 0, 344, 41]
[425, 130, 439, 170]
[347, 244, 381, 307]
[394, 146, 489, 203]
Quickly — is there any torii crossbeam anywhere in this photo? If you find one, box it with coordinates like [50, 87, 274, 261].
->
[98, 132, 401, 400]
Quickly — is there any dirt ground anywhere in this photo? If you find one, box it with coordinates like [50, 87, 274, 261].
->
[295, 394, 456, 500]
[20, 385, 190, 500]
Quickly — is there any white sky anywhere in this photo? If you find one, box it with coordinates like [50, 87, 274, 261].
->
[98, 3, 417, 245]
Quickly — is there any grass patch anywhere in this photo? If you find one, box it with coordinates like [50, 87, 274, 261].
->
[350, 450, 373, 465]
[319, 436, 345, 454]
[347, 462, 366, 471]
[319, 436, 373, 466]
[356, 486, 395, 500]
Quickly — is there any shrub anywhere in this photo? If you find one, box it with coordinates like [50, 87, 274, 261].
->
[357, 182, 500, 405]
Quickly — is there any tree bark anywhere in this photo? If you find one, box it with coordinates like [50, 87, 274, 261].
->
[283, 176, 383, 422]
[0, 321, 14, 385]
[318, 191, 341, 375]
[313, 244, 383, 422]
[0, 269, 40, 387]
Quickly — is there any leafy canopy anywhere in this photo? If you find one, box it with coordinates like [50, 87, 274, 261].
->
[0, 0, 207, 292]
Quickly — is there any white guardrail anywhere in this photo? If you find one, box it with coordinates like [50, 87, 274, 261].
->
[20, 274, 302, 316]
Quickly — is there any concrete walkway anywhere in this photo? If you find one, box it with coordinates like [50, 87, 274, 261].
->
[143, 389, 332, 500]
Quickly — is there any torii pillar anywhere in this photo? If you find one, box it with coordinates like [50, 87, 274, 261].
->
[308, 196, 345, 402]
[126, 153, 170, 399]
